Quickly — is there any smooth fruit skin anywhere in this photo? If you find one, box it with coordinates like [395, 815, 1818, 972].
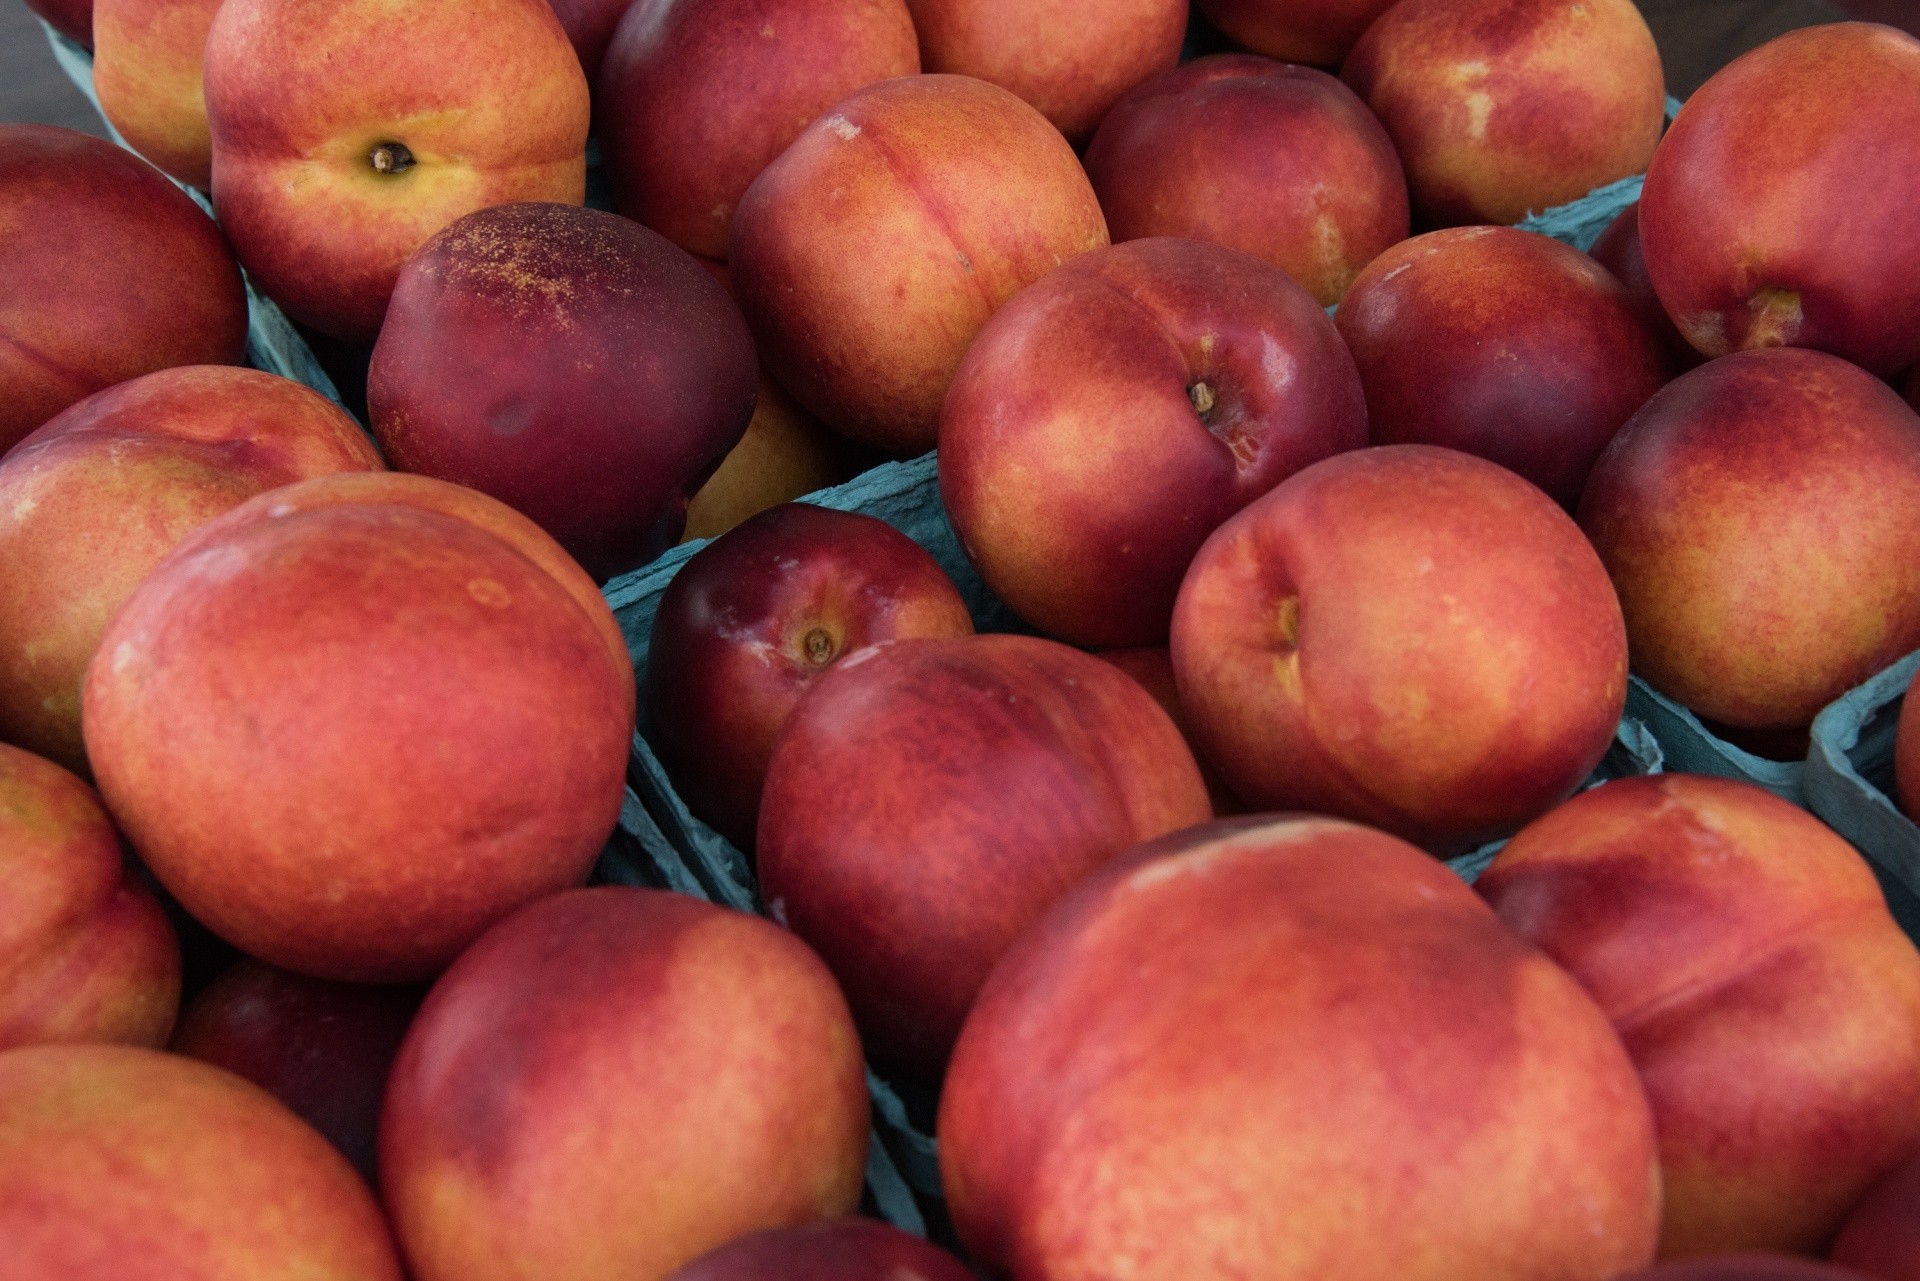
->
[1480, 775, 1920, 1257]
[1170, 445, 1627, 854]
[1590, 200, 1706, 376]
[1900, 668, 1919, 818]
[903, 0, 1186, 144]
[598, 0, 919, 260]
[547, 0, 635, 84]
[940, 815, 1662, 1281]
[1083, 56, 1409, 306]
[1832, 1150, 1920, 1280]
[368, 202, 758, 581]
[0, 125, 247, 453]
[82, 474, 634, 983]
[646, 503, 974, 850]
[1622, 1261, 1874, 1281]
[0, 745, 178, 1052]
[204, 0, 590, 341]
[0, 1044, 404, 1280]
[1335, 226, 1667, 508]
[681, 377, 865, 541]
[171, 960, 422, 1181]
[1195, 0, 1399, 66]
[381, 887, 870, 1281]
[0, 366, 381, 775]
[1639, 24, 1920, 375]
[1094, 646, 1243, 815]
[1578, 348, 1920, 731]
[25, 0, 92, 46]
[729, 74, 1110, 454]
[940, 237, 1366, 647]
[757, 634, 1211, 1079]
[1342, 0, 1665, 227]
[664, 1219, 977, 1281]
[93, 0, 219, 188]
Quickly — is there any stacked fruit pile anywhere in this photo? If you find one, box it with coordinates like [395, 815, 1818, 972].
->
[5, 0, 1920, 1278]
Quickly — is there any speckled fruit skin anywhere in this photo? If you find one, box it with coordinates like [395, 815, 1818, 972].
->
[1578, 348, 1920, 732]
[546, 0, 634, 84]
[0, 744, 178, 1053]
[0, 1044, 404, 1280]
[92, 0, 220, 188]
[1083, 56, 1408, 306]
[664, 1220, 977, 1281]
[1639, 24, 1920, 376]
[1195, 0, 1398, 66]
[648, 503, 973, 849]
[367, 202, 757, 582]
[940, 237, 1366, 648]
[81, 473, 634, 983]
[1480, 775, 1920, 1258]
[940, 815, 1662, 1281]
[1170, 445, 1627, 854]
[1832, 1150, 1920, 1280]
[0, 126, 246, 453]
[1901, 670, 1919, 818]
[757, 634, 1210, 1080]
[26, 0, 93, 46]
[729, 74, 1109, 455]
[1341, 0, 1665, 227]
[381, 888, 870, 1281]
[1590, 200, 1705, 376]
[600, 0, 919, 260]
[0, 367, 381, 775]
[171, 961, 421, 1181]
[904, 0, 1186, 143]
[1621, 1260, 1875, 1281]
[204, 0, 590, 341]
[1335, 226, 1667, 508]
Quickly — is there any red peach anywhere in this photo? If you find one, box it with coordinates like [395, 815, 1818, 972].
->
[1194, 0, 1399, 66]
[1094, 646, 1244, 815]
[904, 0, 1186, 143]
[381, 887, 869, 1281]
[664, 1220, 976, 1281]
[940, 815, 1662, 1281]
[93, 0, 219, 188]
[1590, 200, 1706, 375]
[1083, 55, 1409, 305]
[598, 0, 919, 260]
[0, 125, 246, 452]
[25, 0, 92, 46]
[647, 502, 974, 849]
[1342, 0, 1666, 227]
[729, 74, 1109, 454]
[0, 1044, 404, 1280]
[1638, 24, 1920, 375]
[1832, 1150, 1920, 1280]
[1334, 226, 1667, 507]
[1170, 445, 1628, 853]
[681, 377, 866, 541]
[547, 0, 634, 84]
[941, 237, 1366, 646]
[1622, 1261, 1873, 1281]
[1578, 348, 1920, 732]
[0, 744, 177, 1052]
[0, 366, 381, 774]
[757, 634, 1211, 1079]
[1479, 775, 1920, 1256]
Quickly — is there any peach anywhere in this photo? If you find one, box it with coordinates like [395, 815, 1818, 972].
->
[1906, 365, 1919, 413]
[1901, 669, 1918, 817]
[1578, 348, 1920, 732]
[1341, 0, 1665, 227]
[681, 377, 865, 541]
[1335, 226, 1667, 507]
[904, 0, 1186, 143]
[1479, 775, 1920, 1256]
[598, 0, 918, 260]
[82, 473, 634, 982]
[0, 744, 177, 1052]
[1094, 647, 1243, 815]
[940, 237, 1366, 646]
[0, 125, 246, 452]
[757, 634, 1210, 1079]
[1638, 24, 1920, 375]
[1194, 0, 1399, 66]
[171, 960, 422, 1180]
[647, 502, 974, 849]
[1082, 55, 1409, 305]
[381, 887, 869, 1281]
[1590, 200, 1706, 375]
[0, 366, 381, 774]
[203, 0, 590, 341]
[93, 0, 219, 188]
[368, 202, 758, 581]
[1832, 1150, 1920, 1280]
[25, 0, 92, 46]
[1170, 445, 1627, 853]
[547, 0, 635, 84]
[729, 74, 1109, 454]
[665, 1220, 975, 1281]
[939, 815, 1661, 1281]
[0, 1044, 403, 1279]
[1622, 1262, 1873, 1281]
